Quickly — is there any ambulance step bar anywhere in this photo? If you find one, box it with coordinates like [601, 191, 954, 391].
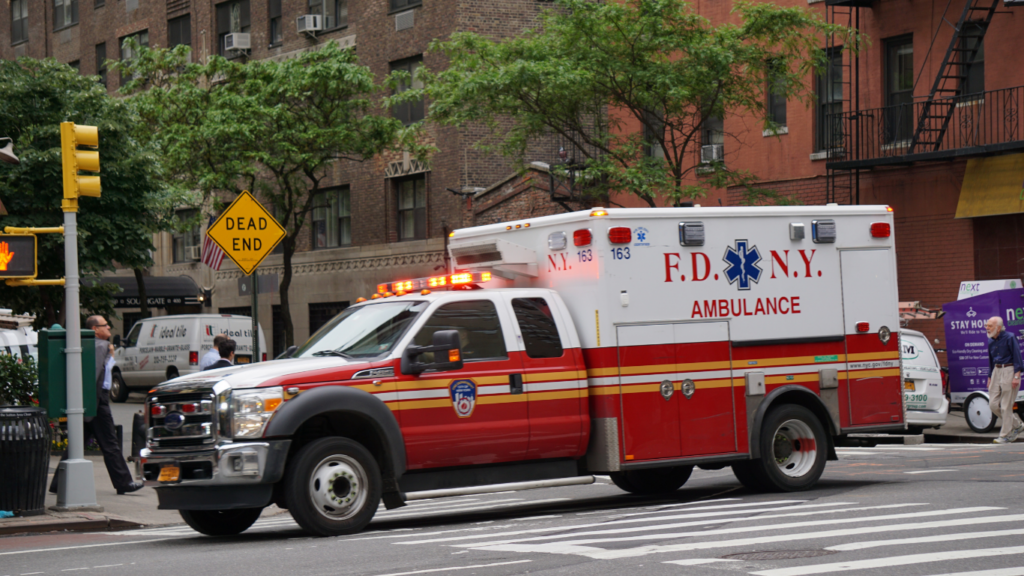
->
[405, 475, 595, 501]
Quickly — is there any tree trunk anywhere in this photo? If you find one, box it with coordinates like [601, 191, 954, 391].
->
[280, 234, 295, 349]
[133, 267, 150, 319]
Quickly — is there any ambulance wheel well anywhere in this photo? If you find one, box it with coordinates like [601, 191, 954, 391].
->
[751, 388, 837, 462]
[288, 412, 392, 484]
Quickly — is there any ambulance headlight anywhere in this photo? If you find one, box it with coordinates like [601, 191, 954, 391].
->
[230, 387, 284, 438]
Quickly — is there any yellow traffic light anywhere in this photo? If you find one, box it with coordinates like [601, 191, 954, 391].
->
[60, 122, 101, 210]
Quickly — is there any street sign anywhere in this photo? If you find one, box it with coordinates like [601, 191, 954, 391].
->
[206, 191, 286, 275]
[0, 234, 37, 278]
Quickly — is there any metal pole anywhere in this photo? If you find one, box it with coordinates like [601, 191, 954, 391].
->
[251, 273, 259, 362]
[56, 209, 98, 509]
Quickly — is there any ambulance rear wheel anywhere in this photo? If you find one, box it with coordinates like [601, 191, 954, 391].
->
[180, 507, 263, 536]
[610, 465, 693, 495]
[756, 405, 827, 492]
[285, 437, 382, 537]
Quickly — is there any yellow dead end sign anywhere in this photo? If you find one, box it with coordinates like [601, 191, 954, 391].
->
[206, 191, 285, 275]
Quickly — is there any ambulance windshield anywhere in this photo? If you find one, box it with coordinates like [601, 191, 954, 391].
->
[296, 301, 428, 359]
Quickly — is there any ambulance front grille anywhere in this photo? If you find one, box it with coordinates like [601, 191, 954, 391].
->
[147, 391, 217, 451]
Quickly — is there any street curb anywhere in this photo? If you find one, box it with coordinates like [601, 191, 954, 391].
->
[0, 516, 143, 536]
[924, 433, 1020, 444]
[847, 433, 925, 445]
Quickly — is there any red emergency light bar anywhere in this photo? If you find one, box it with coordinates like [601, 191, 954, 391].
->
[377, 271, 492, 294]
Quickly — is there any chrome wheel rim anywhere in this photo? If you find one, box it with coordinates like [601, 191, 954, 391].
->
[772, 418, 817, 478]
[309, 454, 368, 522]
[967, 396, 994, 430]
[111, 375, 123, 398]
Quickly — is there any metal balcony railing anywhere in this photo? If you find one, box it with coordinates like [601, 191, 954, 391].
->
[825, 85, 1024, 170]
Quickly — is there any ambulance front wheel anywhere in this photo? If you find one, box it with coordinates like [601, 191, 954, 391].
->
[284, 436, 382, 537]
[610, 465, 693, 495]
[755, 404, 827, 492]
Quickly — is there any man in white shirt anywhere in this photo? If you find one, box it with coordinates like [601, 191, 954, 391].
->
[200, 334, 227, 370]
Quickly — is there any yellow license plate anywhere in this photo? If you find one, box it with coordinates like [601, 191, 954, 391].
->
[904, 380, 915, 391]
[158, 466, 180, 482]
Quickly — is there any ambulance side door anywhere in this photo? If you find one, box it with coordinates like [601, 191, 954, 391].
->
[398, 296, 530, 468]
[502, 293, 587, 460]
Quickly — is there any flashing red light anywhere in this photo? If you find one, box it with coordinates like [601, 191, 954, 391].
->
[428, 276, 447, 288]
[573, 229, 592, 247]
[856, 322, 870, 333]
[451, 272, 473, 284]
[189, 351, 199, 366]
[870, 222, 891, 238]
[393, 280, 414, 292]
[377, 284, 387, 294]
[608, 227, 631, 244]
[481, 271, 491, 282]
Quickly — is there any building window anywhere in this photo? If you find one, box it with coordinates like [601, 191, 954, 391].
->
[397, 176, 427, 241]
[168, 14, 192, 52]
[96, 43, 107, 87]
[11, 0, 28, 44]
[959, 22, 984, 96]
[885, 36, 913, 143]
[816, 48, 843, 151]
[54, 0, 78, 30]
[68, 61, 80, 73]
[390, 0, 421, 12]
[766, 60, 787, 128]
[269, 0, 282, 45]
[119, 30, 149, 84]
[172, 209, 201, 263]
[312, 187, 351, 249]
[643, 109, 665, 159]
[271, 304, 285, 358]
[391, 56, 424, 125]
[216, 0, 251, 56]
[309, 302, 349, 336]
[309, 0, 348, 30]
[700, 116, 724, 164]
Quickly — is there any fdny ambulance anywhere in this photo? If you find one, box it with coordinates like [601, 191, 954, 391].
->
[139, 206, 903, 537]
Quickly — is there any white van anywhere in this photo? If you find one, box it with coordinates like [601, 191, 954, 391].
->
[901, 328, 949, 432]
[0, 326, 38, 362]
[111, 314, 267, 402]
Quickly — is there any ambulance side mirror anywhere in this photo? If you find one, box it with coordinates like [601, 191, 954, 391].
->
[401, 330, 464, 375]
[112, 334, 121, 347]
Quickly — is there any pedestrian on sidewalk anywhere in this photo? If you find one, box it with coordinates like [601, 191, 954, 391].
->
[986, 316, 1024, 444]
[50, 315, 144, 495]
[199, 334, 228, 370]
[202, 339, 236, 371]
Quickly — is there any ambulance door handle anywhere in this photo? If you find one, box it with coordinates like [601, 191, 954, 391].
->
[510, 374, 524, 395]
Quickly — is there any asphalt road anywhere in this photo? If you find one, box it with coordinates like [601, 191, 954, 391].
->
[7, 440, 1024, 576]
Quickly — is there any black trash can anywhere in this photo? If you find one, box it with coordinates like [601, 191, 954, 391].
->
[0, 407, 51, 516]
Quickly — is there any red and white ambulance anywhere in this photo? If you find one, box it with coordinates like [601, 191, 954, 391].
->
[140, 205, 903, 537]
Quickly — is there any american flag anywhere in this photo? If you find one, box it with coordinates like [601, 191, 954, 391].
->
[201, 216, 227, 271]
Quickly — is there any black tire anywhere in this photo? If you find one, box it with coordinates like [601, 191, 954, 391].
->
[166, 368, 179, 381]
[730, 460, 764, 490]
[110, 370, 130, 403]
[906, 426, 925, 436]
[180, 508, 263, 536]
[753, 404, 828, 492]
[284, 437, 382, 537]
[610, 466, 693, 495]
[965, 393, 997, 434]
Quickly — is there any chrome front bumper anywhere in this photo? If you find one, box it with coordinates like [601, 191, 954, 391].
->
[138, 439, 291, 487]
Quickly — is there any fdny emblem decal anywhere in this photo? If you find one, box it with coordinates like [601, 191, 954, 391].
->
[450, 379, 477, 418]
[723, 240, 763, 291]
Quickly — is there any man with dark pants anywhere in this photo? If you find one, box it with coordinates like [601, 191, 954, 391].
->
[986, 316, 1024, 444]
[203, 339, 236, 371]
[50, 316, 144, 495]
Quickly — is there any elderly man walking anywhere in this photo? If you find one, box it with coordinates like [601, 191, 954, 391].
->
[986, 316, 1024, 444]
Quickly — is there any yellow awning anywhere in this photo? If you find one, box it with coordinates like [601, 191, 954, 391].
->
[955, 153, 1024, 218]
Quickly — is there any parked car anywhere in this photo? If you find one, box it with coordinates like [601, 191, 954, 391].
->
[901, 328, 949, 432]
[111, 314, 267, 402]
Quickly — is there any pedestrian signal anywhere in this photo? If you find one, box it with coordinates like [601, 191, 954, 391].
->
[0, 235, 37, 278]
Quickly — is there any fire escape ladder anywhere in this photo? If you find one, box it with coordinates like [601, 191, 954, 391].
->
[826, 3, 858, 204]
[908, 0, 998, 154]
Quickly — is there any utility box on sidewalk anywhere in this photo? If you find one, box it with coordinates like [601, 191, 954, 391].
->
[37, 325, 97, 419]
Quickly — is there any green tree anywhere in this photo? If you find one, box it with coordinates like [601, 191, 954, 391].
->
[0, 58, 189, 327]
[426, 0, 860, 206]
[117, 41, 429, 349]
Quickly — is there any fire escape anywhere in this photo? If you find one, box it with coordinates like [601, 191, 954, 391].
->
[825, 0, 1024, 203]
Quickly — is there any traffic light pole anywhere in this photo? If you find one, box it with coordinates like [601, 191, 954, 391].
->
[55, 208, 98, 509]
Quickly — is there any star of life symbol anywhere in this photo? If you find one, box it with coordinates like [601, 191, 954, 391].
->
[723, 240, 763, 291]
[636, 229, 646, 242]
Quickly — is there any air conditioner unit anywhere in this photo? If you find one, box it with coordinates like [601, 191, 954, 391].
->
[700, 144, 724, 164]
[297, 14, 323, 34]
[224, 32, 251, 51]
[188, 246, 202, 261]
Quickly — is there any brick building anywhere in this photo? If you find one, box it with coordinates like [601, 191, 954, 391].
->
[1, 0, 563, 355]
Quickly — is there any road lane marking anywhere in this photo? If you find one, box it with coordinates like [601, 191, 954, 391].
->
[921, 568, 1024, 576]
[0, 539, 178, 557]
[904, 469, 958, 474]
[92, 566, 123, 569]
[374, 560, 531, 576]
[462, 510, 1017, 557]
[826, 527, 1024, 551]
[750, 545, 1024, 576]
[664, 559, 741, 566]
